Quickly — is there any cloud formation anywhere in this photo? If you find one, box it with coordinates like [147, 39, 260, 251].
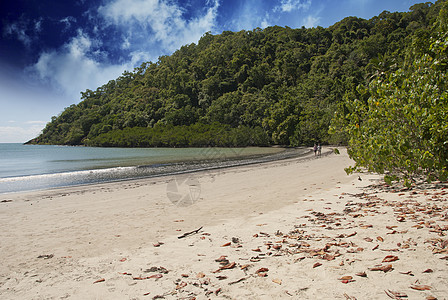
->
[275, 0, 312, 13]
[29, 30, 133, 100]
[0, 125, 44, 143]
[229, 0, 314, 31]
[59, 16, 77, 32]
[303, 15, 320, 28]
[4, 19, 33, 47]
[98, 0, 220, 53]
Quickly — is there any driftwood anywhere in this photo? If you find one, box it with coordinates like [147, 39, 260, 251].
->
[177, 226, 203, 239]
[228, 277, 247, 285]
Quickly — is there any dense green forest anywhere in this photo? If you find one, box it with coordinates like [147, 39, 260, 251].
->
[336, 1, 448, 184]
[27, 1, 445, 148]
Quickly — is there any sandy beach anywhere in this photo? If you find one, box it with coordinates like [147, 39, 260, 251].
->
[0, 148, 447, 299]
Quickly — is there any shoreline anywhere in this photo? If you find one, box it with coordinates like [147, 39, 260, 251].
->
[0, 146, 306, 195]
[1, 148, 446, 299]
[0, 147, 325, 198]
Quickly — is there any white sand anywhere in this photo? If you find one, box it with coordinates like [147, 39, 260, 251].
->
[0, 148, 447, 299]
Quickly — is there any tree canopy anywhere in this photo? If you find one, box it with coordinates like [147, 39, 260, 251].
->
[335, 2, 448, 185]
[27, 1, 446, 149]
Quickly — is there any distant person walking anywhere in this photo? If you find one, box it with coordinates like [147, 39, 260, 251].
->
[313, 143, 318, 156]
[317, 143, 322, 156]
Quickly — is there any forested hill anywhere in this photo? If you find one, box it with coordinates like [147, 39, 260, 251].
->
[27, 1, 444, 147]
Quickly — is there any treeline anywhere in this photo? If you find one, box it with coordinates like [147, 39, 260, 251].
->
[27, 1, 445, 147]
[85, 123, 269, 147]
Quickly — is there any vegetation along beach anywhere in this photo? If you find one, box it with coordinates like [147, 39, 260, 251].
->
[1, 0, 448, 299]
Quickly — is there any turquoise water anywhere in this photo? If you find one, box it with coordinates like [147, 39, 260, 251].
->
[0, 143, 297, 194]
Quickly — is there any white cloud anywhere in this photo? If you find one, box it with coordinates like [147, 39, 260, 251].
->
[28, 30, 132, 101]
[98, 0, 219, 53]
[0, 125, 44, 143]
[4, 21, 32, 47]
[260, 17, 271, 29]
[229, 0, 266, 30]
[25, 121, 47, 125]
[303, 15, 320, 28]
[348, 0, 372, 5]
[34, 19, 43, 32]
[275, 0, 311, 13]
[122, 36, 131, 49]
[59, 16, 77, 31]
[230, 0, 313, 30]
[99, 0, 174, 23]
[128, 51, 151, 66]
[3, 17, 44, 48]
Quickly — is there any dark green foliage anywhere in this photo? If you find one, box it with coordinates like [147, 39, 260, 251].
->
[334, 1, 448, 185]
[27, 1, 446, 147]
[85, 123, 269, 147]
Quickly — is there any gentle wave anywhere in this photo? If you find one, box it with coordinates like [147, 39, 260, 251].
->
[0, 164, 171, 194]
[0, 166, 138, 183]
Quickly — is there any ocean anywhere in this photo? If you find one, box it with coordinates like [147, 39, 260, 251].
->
[0, 143, 306, 194]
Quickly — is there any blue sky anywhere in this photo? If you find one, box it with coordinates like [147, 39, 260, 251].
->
[0, 0, 423, 142]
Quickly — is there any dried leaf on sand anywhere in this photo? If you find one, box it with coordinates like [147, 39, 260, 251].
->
[382, 255, 399, 262]
[410, 285, 432, 291]
[214, 262, 236, 272]
[339, 276, 353, 281]
[355, 272, 367, 277]
[93, 278, 105, 284]
[369, 264, 393, 272]
[384, 289, 407, 299]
